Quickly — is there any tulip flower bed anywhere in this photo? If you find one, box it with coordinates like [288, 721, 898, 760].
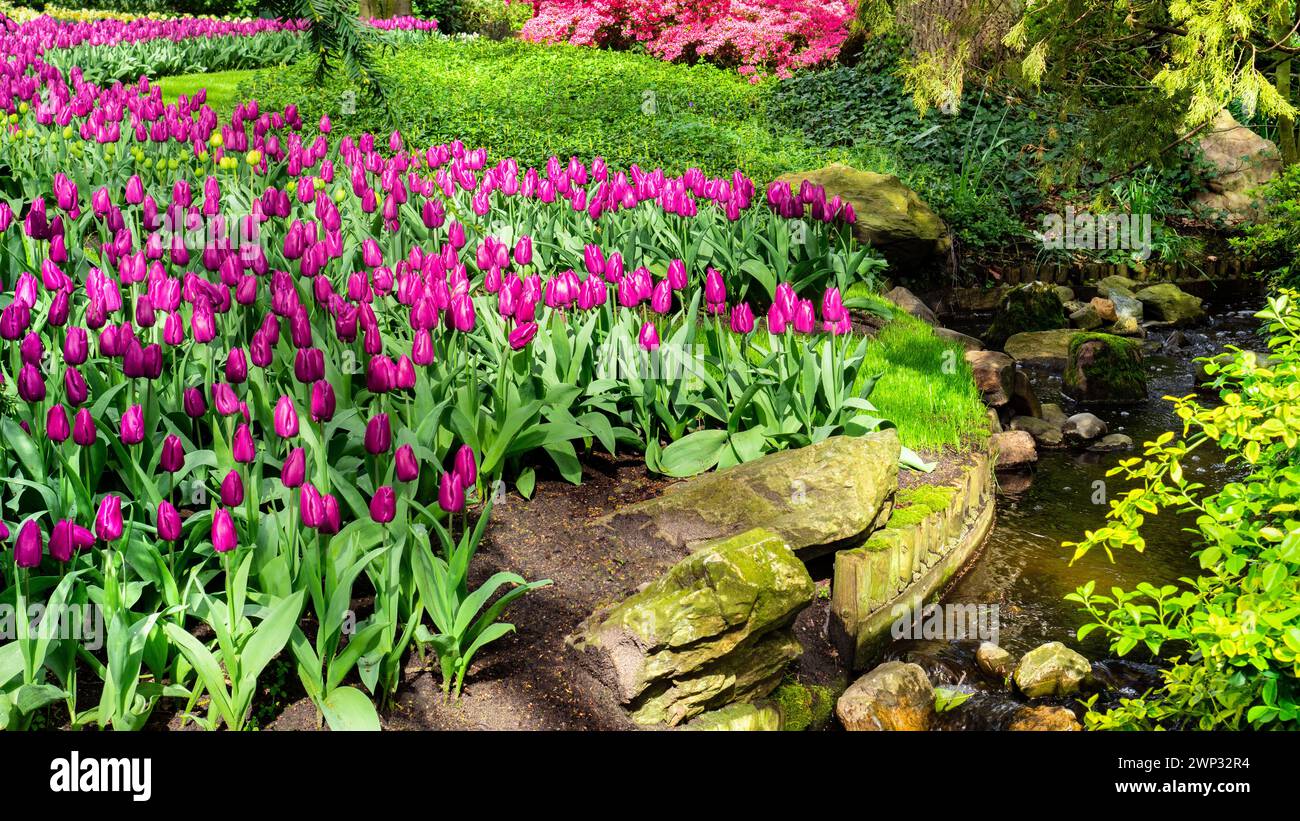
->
[0, 22, 991, 730]
[0, 12, 438, 85]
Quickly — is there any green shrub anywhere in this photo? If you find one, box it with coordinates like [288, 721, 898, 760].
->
[1233, 164, 1300, 291]
[1066, 291, 1300, 730]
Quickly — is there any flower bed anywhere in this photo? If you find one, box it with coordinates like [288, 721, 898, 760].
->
[0, 22, 937, 730]
[519, 0, 854, 80]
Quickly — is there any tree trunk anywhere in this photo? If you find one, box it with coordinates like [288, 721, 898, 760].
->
[1277, 57, 1298, 166]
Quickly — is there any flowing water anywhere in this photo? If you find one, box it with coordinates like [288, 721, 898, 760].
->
[883, 289, 1269, 726]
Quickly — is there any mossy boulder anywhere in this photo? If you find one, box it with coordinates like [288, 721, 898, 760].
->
[776, 164, 951, 268]
[1135, 283, 1206, 326]
[1062, 333, 1147, 404]
[569, 528, 814, 725]
[597, 430, 900, 560]
[984, 282, 1067, 350]
[1003, 329, 1080, 369]
[684, 701, 783, 731]
[837, 661, 934, 731]
[1013, 642, 1091, 698]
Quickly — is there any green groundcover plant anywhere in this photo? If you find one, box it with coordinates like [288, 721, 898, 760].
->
[1066, 291, 1300, 730]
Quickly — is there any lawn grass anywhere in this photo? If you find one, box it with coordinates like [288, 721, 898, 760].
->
[858, 311, 988, 455]
[157, 70, 255, 117]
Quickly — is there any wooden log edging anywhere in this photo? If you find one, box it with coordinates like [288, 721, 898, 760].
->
[828, 445, 998, 671]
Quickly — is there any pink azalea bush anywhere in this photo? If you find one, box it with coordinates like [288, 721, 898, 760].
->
[518, 0, 853, 80]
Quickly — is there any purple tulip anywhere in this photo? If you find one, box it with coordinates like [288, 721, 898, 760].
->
[449, 293, 475, 333]
[638, 321, 660, 352]
[438, 471, 465, 513]
[64, 367, 89, 405]
[793, 299, 816, 334]
[274, 395, 299, 438]
[72, 408, 97, 447]
[95, 495, 124, 543]
[508, 321, 538, 350]
[212, 508, 237, 554]
[183, 387, 208, 418]
[17, 364, 45, 403]
[225, 348, 248, 383]
[282, 447, 306, 488]
[704, 267, 726, 309]
[161, 435, 185, 473]
[220, 470, 245, 506]
[120, 404, 145, 445]
[47, 405, 70, 443]
[310, 380, 335, 422]
[369, 486, 396, 523]
[365, 413, 391, 455]
[232, 424, 256, 464]
[821, 286, 845, 323]
[320, 494, 342, 535]
[156, 501, 181, 542]
[15, 520, 43, 568]
[767, 302, 788, 334]
[212, 382, 240, 416]
[394, 444, 419, 483]
[454, 445, 478, 489]
[367, 355, 396, 393]
[514, 236, 532, 267]
[50, 519, 75, 563]
[730, 303, 755, 334]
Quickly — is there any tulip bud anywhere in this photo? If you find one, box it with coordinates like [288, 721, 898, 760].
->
[95, 495, 124, 542]
[299, 484, 323, 528]
[46, 404, 71, 443]
[156, 501, 181, 542]
[282, 447, 306, 488]
[161, 434, 185, 473]
[65, 367, 89, 405]
[184, 386, 208, 418]
[395, 444, 419, 482]
[454, 444, 477, 489]
[310, 380, 335, 422]
[320, 494, 342, 535]
[274, 395, 299, 438]
[120, 404, 145, 445]
[364, 413, 391, 455]
[220, 469, 245, 506]
[212, 508, 238, 553]
[15, 520, 43, 568]
[50, 519, 75, 563]
[232, 424, 256, 464]
[438, 471, 465, 513]
[73, 408, 97, 447]
[369, 486, 396, 523]
[638, 321, 660, 352]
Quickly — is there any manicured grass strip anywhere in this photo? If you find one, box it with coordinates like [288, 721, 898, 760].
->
[157, 70, 257, 116]
[859, 312, 988, 454]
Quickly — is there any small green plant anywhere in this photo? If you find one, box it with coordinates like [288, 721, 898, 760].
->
[1233, 164, 1300, 291]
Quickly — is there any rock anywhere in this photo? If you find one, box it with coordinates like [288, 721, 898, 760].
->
[1013, 642, 1091, 698]
[569, 527, 814, 725]
[1008, 370, 1042, 419]
[1062, 412, 1108, 445]
[976, 642, 1014, 679]
[1011, 416, 1064, 449]
[1162, 330, 1189, 353]
[1003, 329, 1080, 369]
[1135, 283, 1206, 327]
[883, 286, 939, 325]
[991, 430, 1037, 470]
[933, 326, 983, 351]
[1088, 433, 1133, 452]
[945, 286, 1005, 312]
[965, 350, 1015, 407]
[598, 431, 899, 559]
[1054, 286, 1076, 304]
[1097, 274, 1139, 295]
[836, 661, 934, 731]
[684, 700, 784, 730]
[1108, 315, 1146, 338]
[776, 164, 951, 267]
[1069, 304, 1104, 330]
[984, 282, 1067, 349]
[1008, 706, 1081, 731]
[1062, 333, 1147, 404]
[1090, 297, 1117, 322]
[1193, 109, 1283, 224]
[1041, 403, 1068, 428]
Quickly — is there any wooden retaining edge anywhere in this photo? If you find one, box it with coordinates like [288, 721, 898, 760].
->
[828, 449, 997, 671]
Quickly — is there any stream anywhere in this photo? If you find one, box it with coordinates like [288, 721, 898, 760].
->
[883, 288, 1269, 725]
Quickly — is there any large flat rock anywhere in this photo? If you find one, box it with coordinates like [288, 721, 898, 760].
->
[597, 430, 900, 559]
[1003, 329, 1081, 369]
